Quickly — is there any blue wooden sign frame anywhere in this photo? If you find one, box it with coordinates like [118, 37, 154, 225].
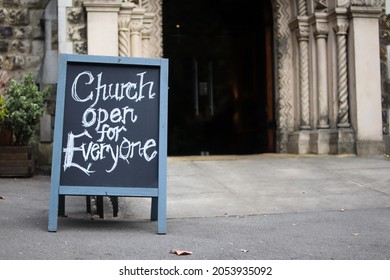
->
[48, 54, 168, 234]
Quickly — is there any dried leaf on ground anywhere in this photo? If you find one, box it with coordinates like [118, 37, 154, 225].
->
[170, 249, 193, 255]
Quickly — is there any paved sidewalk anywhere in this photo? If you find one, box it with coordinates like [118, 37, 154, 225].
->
[1, 154, 390, 259]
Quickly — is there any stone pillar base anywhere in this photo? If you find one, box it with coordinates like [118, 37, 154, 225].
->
[337, 128, 356, 154]
[384, 135, 390, 156]
[356, 140, 384, 156]
[309, 129, 337, 154]
[287, 128, 356, 155]
[287, 130, 310, 154]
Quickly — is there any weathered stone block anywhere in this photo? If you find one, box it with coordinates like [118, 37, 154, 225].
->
[0, 9, 8, 23]
[287, 130, 310, 154]
[356, 140, 384, 156]
[0, 26, 13, 38]
[14, 26, 32, 38]
[0, 41, 9, 53]
[380, 30, 390, 45]
[32, 25, 44, 39]
[67, 7, 84, 24]
[9, 9, 28, 26]
[4, 55, 25, 70]
[11, 39, 30, 53]
[74, 41, 87, 54]
[337, 128, 356, 155]
[25, 55, 41, 68]
[28, 9, 44, 26]
[31, 39, 44, 56]
[0, 56, 4, 68]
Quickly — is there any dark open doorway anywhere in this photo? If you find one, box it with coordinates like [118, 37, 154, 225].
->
[163, 0, 275, 156]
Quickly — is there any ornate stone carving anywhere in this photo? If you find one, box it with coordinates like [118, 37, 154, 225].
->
[295, 19, 310, 39]
[334, 17, 351, 127]
[142, 12, 155, 57]
[297, 0, 307, 16]
[118, 15, 131, 57]
[129, 8, 145, 57]
[144, 0, 162, 58]
[275, 0, 294, 151]
[294, 18, 310, 130]
[314, 13, 330, 129]
[314, 21, 329, 37]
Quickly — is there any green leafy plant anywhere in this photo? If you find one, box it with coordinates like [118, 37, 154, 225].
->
[0, 70, 10, 123]
[2, 73, 50, 146]
[0, 95, 7, 123]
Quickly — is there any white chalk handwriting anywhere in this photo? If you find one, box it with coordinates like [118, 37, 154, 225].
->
[63, 70, 158, 175]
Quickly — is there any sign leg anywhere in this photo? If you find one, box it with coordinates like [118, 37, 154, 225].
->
[157, 194, 166, 235]
[48, 186, 59, 232]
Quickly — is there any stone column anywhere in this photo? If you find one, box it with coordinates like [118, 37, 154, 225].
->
[129, 8, 145, 57]
[142, 12, 155, 57]
[287, 15, 311, 154]
[83, 0, 122, 56]
[334, 9, 350, 128]
[118, 3, 133, 57]
[329, 6, 356, 154]
[349, 6, 384, 155]
[296, 18, 311, 130]
[314, 13, 330, 129]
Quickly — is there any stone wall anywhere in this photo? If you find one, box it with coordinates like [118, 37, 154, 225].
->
[0, 0, 51, 80]
[66, 0, 86, 54]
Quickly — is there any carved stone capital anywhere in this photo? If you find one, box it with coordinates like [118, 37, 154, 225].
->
[118, 15, 130, 30]
[315, 22, 329, 37]
[141, 12, 155, 37]
[314, 13, 329, 37]
[129, 8, 146, 33]
[334, 18, 349, 35]
[295, 18, 310, 40]
[290, 16, 309, 40]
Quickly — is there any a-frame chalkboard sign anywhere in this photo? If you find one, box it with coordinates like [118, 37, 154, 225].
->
[48, 54, 168, 234]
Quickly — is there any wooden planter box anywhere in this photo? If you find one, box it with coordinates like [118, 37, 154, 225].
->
[0, 146, 34, 177]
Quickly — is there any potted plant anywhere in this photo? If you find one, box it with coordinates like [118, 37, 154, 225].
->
[0, 72, 50, 177]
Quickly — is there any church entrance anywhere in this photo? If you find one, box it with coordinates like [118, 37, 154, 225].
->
[163, 0, 274, 156]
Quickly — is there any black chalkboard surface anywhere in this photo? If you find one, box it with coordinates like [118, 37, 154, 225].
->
[48, 54, 168, 234]
[61, 62, 160, 188]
